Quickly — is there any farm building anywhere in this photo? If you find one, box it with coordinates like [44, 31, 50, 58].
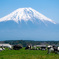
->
[34, 45, 47, 47]
[0, 43, 12, 48]
[34, 45, 47, 50]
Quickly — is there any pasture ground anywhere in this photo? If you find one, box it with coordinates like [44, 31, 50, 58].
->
[0, 48, 59, 59]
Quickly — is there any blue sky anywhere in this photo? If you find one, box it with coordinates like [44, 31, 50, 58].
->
[0, 0, 59, 23]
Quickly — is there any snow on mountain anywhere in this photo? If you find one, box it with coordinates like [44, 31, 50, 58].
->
[0, 7, 56, 24]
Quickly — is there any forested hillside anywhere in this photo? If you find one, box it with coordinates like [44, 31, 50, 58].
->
[0, 40, 59, 47]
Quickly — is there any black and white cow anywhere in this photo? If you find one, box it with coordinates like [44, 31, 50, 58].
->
[25, 45, 32, 50]
[0, 48, 5, 51]
[13, 45, 23, 50]
[47, 45, 59, 54]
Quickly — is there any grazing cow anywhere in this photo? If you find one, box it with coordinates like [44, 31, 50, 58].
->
[47, 45, 59, 54]
[47, 45, 53, 54]
[0, 48, 5, 51]
[40, 46, 46, 50]
[13, 45, 22, 50]
[1, 46, 5, 50]
[25, 45, 32, 50]
[0, 48, 3, 51]
[2, 48, 5, 50]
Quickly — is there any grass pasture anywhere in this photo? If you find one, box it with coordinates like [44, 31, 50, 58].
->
[0, 48, 59, 59]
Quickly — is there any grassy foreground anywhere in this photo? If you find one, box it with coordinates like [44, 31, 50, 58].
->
[0, 48, 59, 59]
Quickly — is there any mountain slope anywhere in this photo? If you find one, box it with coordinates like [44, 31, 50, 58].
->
[0, 7, 56, 24]
[0, 7, 59, 41]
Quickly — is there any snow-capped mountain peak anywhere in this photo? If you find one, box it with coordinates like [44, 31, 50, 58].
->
[0, 7, 56, 24]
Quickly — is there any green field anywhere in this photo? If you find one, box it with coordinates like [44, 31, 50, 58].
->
[0, 48, 59, 59]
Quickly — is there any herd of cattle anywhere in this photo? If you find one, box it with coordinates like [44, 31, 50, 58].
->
[0, 44, 59, 54]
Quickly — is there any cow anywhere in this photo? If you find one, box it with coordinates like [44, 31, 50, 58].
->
[47, 45, 59, 54]
[13, 44, 23, 50]
[0, 48, 3, 51]
[40, 46, 46, 50]
[0, 48, 5, 51]
[25, 45, 32, 50]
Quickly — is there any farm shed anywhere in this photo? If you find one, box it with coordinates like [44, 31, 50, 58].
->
[0, 44, 12, 48]
[34, 45, 47, 50]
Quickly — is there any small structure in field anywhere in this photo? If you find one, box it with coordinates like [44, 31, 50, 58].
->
[34, 45, 47, 50]
[0, 44, 12, 49]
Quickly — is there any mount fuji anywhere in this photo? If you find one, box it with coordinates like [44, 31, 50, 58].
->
[0, 7, 56, 24]
[0, 7, 59, 41]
